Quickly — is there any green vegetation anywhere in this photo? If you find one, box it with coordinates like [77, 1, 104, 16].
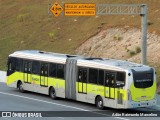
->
[156, 70, 160, 83]
[113, 35, 123, 41]
[147, 20, 154, 26]
[48, 31, 55, 39]
[128, 46, 141, 57]
[17, 13, 30, 22]
[129, 50, 136, 57]
[0, 0, 160, 82]
[135, 46, 141, 53]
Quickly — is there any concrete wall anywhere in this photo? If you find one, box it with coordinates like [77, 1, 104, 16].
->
[0, 71, 6, 83]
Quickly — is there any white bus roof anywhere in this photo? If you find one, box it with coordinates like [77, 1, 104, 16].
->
[9, 50, 151, 71]
[9, 50, 68, 64]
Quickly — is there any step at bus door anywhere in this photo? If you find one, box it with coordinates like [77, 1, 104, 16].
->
[40, 63, 48, 87]
[78, 68, 87, 93]
[24, 61, 31, 83]
[104, 72, 116, 99]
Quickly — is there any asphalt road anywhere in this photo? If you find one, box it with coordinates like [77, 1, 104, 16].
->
[0, 82, 160, 120]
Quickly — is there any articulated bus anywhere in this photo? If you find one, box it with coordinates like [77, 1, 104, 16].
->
[7, 50, 157, 109]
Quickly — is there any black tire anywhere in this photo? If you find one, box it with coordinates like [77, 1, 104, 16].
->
[49, 87, 57, 100]
[18, 82, 25, 93]
[95, 96, 104, 110]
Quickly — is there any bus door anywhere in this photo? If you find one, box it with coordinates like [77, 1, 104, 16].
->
[24, 61, 31, 83]
[105, 72, 116, 99]
[78, 68, 87, 93]
[40, 63, 48, 86]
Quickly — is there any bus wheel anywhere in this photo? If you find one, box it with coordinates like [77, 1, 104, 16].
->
[49, 87, 56, 100]
[18, 81, 25, 93]
[95, 96, 104, 110]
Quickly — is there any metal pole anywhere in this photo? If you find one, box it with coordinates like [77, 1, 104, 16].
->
[141, 4, 147, 65]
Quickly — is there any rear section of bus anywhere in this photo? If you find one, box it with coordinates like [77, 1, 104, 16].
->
[127, 67, 157, 108]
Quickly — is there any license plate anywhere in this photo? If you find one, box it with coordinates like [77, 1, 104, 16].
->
[141, 102, 148, 106]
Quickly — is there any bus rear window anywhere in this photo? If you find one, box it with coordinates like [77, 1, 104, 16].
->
[132, 69, 154, 88]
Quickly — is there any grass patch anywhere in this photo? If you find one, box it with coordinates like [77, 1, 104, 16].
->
[17, 13, 30, 22]
[48, 31, 55, 39]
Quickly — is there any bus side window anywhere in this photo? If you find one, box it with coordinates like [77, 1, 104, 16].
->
[8, 57, 16, 71]
[41, 63, 44, 75]
[83, 69, 87, 83]
[78, 68, 87, 83]
[98, 70, 104, 85]
[32, 61, 40, 75]
[57, 64, 64, 79]
[15, 59, 23, 72]
[105, 73, 110, 87]
[45, 64, 49, 76]
[89, 68, 98, 84]
[116, 72, 125, 86]
[49, 63, 57, 77]
[105, 72, 115, 87]
[78, 69, 83, 82]
[28, 62, 32, 73]
[42, 63, 48, 76]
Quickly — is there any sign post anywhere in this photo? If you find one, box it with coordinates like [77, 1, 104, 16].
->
[96, 4, 147, 65]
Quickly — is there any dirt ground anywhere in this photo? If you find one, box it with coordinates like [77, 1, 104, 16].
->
[75, 27, 160, 93]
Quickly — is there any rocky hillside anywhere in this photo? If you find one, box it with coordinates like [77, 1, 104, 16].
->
[76, 27, 160, 64]
[75, 27, 160, 85]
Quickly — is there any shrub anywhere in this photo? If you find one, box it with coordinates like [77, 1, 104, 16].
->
[147, 20, 153, 26]
[135, 46, 141, 53]
[113, 35, 123, 41]
[129, 51, 136, 57]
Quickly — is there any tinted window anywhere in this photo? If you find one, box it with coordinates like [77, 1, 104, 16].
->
[83, 69, 87, 83]
[49, 63, 57, 77]
[116, 72, 125, 82]
[24, 61, 32, 73]
[78, 69, 83, 82]
[41, 63, 48, 76]
[132, 69, 154, 88]
[28, 62, 32, 73]
[7, 57, 16, 71]
[24, 61, 28, 72]
[89, 68, 98, 84]
[57, 64, 64, 79]
[105, 72, 115, 87]
[15, 59, 23, 72]
[32, 61, 40, 74]
[98, 70, 104, 85]
[78, 68, 87, 83]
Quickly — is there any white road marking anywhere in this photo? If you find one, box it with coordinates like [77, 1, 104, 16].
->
[0, 91, 129, 120]
[0, 91, 88, 111]
[58, 117, 65, 119]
